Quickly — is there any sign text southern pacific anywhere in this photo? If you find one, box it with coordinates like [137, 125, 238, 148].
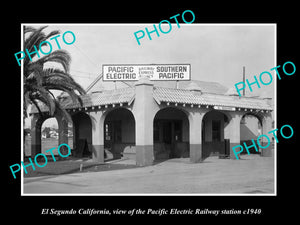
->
[102, 64, 191, 81]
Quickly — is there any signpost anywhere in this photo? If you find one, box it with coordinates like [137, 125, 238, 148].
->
[102, 64, 191, 81]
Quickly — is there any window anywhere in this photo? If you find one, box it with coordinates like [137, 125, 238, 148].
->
[104, 121, 122, 142]
[105, 123, 111, 141]
[212, 120, 221, 141]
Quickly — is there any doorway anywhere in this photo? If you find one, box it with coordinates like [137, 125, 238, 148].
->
[103, 108, 135, 159]
[153, 107, 189, 160]
[201, 110, 229, 159]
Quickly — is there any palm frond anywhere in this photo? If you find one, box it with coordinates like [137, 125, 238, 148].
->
[24, 26, 48, 64]
[54, 101, 73, 124]
[23, 25, 84, 122]
[42, 68, 86, 94]
[24, 63, 44, 87]
[44, 77, 86, 95]
[44, 82, 83, 106]
[29, 85, 56, 116]
[34, 50, 71, 72]
[28, 94, 45, 118]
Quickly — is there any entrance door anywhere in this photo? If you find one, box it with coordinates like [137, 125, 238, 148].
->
[212, 120, 221, 142]
[162, 121, 172, 144]
[162, 121, 173, 157]
[104, 121, 122, 149]
[159, 120, 182, 158]
[153, 108, 189, 160]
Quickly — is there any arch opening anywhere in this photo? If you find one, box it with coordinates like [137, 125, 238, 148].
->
[103, 108, 136, 160]
[153, 107, 190, 160]
[72, 112, 92, 158]
[240, 113, 263, 155]
[202, 110, 231, 159]
[40, 117, 59, 156]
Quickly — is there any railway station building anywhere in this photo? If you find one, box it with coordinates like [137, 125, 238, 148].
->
[29, 76, 273, 166]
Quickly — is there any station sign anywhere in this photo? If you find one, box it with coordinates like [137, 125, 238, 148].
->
[102, 64, 191, 81]
[213, 106, 236, 111]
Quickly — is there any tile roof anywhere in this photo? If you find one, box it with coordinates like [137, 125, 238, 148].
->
[30, 85, 272, 114]
[30, 87, 135, 113]
[64, 87, 135, 108]
[88, 80, 229, 95]
[153, 87, 272, 110]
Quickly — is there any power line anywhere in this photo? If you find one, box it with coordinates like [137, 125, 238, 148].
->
[47, 26, 132, 89]
[70, 69, 98, 75]
[72, 43, 99, 69]
[70, 74, 95, 79]
[70, 69, 98, 80]
[50, 25, 100, 69]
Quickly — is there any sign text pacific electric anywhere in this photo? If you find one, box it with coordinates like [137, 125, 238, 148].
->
[102, 64, 191, 81]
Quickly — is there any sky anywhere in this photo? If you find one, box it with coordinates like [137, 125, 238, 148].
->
[24, 23, 276, 128]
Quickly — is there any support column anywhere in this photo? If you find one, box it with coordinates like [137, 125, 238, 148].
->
[225, 111, 243, 159]
[189, 110, 205, 163]
[30, 114, 42, 157]
[90, 111, 105, 163]
[133, 77, 155, 166]
[57, 115, 69, 156]
[261, 112, 273, 157]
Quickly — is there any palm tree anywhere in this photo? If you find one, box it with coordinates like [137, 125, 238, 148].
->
[23, 26, 86, 121]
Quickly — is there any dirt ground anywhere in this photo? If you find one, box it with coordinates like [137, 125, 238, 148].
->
[24, 136, 73, 157]
[23, 154, 275, 195]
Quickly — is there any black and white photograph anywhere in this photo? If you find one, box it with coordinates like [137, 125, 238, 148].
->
[5, 5, 298, 220]
[20, 23, 276, 195]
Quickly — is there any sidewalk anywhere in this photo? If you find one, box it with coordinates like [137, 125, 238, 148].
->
[23, 154, 275, 195]
[23, 156, 137, 178]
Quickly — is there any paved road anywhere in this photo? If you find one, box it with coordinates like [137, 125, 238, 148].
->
[23, 155, 274, 195]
